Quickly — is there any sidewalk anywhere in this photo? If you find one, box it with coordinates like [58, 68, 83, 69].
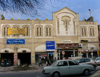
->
[90, 70, 100, 77]
[0, 64, 46, 72]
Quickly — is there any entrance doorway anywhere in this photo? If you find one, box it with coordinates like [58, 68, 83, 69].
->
[18, 53, 31, 65]
[1, 53, 14, 65]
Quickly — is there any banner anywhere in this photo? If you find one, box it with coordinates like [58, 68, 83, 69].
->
[8, 28, 25, 35]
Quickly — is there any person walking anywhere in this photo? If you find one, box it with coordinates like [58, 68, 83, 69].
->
[46, 58, 51, 66]
[38, 58, 43, 67]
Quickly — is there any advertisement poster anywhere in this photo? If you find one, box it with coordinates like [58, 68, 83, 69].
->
[14, 53, 17, 63]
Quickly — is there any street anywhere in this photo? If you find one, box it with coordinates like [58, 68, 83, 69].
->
[0, 66, 100, 77]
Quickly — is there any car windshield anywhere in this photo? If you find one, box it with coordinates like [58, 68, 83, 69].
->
[51, 61, 57, 66]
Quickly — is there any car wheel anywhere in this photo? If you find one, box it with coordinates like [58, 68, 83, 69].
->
[53, 72, 60, 77]
[83, 69, 90, 76]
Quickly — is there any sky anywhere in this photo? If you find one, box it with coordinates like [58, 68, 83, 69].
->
[1, 0, 100, 25]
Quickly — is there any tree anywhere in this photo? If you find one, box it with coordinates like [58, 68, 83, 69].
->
[0, 0, 47, 17]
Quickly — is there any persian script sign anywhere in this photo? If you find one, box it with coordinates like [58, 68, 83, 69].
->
[8, 28, 25, 35]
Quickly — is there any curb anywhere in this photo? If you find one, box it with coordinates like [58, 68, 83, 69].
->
[90, 70, 100, 77]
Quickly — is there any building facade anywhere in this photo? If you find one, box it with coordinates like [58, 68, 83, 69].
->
[0, 7, 99, 65]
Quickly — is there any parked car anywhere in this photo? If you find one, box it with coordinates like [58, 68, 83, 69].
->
[73, 58, 97, 70]
[95, 57, 100, 65]
[1, 59, 12, 67]
[42, 60, 94, 77]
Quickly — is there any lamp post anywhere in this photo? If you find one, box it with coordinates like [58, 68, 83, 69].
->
[90, 47, 94, 58]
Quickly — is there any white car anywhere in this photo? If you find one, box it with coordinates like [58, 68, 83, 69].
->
[95, 57, 100, 65]
[42, 60, 94, 77]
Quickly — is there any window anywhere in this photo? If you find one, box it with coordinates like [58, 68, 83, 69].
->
[36, 25, 43, 37]
[69, 61, 78, 65]
[84, 59, 90, 62]
[79, 59, 84, 63]
[81, 27, 87, 36]
[22, 25, 30, 36]
[3, 25, 10, 37]
[89, 27, 95, 36]
[37, 28, 38, 36]
[4, 27, 5, 36]
[45, 25, 52, 36]
[57, 61, 68, 66]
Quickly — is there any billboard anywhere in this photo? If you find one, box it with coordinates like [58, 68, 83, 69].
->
[46, 41, 55, 51]
[7, 39, 25, 44]
[8, 28, 25, 35]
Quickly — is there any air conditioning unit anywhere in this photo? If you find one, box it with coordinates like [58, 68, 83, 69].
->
[79, 44, 82, 48]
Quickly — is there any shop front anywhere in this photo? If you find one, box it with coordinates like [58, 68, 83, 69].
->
[35, 52, 54, 64]
[35, 41, 55, 64]
[57, 43, 79, 60]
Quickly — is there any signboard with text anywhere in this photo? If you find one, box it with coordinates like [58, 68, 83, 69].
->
[7, 39, 25, 44]
[46, 41, 55, 51]
[8, 28, 25, 35]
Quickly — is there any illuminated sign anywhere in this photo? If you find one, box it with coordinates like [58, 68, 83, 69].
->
[8, 28, 25, 35]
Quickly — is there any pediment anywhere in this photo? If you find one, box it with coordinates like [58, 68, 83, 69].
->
[55, 7, 77, 15]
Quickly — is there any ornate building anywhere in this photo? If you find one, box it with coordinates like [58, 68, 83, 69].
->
[0, 7, 99, 65]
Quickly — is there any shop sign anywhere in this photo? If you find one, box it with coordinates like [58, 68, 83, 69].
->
[8, 28, 25, 35]
[57, 43, 78, 49]
[46, 41, 55, 51]
[7, 39, 25, 44]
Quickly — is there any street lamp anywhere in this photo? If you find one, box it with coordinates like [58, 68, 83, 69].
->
[90, 47, 94, 58]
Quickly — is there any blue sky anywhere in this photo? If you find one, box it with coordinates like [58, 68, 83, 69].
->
[1, 0, 100, 24]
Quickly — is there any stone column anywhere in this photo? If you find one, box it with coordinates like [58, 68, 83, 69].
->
[53, 50, 58, 60]
[31, 52, 35, 65]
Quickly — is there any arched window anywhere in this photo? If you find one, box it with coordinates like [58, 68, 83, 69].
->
[81, 27, 87, 37]
[22, 25, 30, 36]
[89, 27, 95, 36]
[2, 25, 10, 37]
[45, 25, 52, 36]
[35, 25, 43, 37]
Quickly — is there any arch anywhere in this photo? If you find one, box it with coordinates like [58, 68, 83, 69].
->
[18, 48, 31, 53]
[0, 48, 14, 53]
[61, 16, 71, 31]
[35, 45, 46, 52]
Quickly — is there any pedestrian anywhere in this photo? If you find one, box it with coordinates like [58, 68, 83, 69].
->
[4, 58, 7, 67]
[38, 58, 43, 67]
[46, 58, 51, 66]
